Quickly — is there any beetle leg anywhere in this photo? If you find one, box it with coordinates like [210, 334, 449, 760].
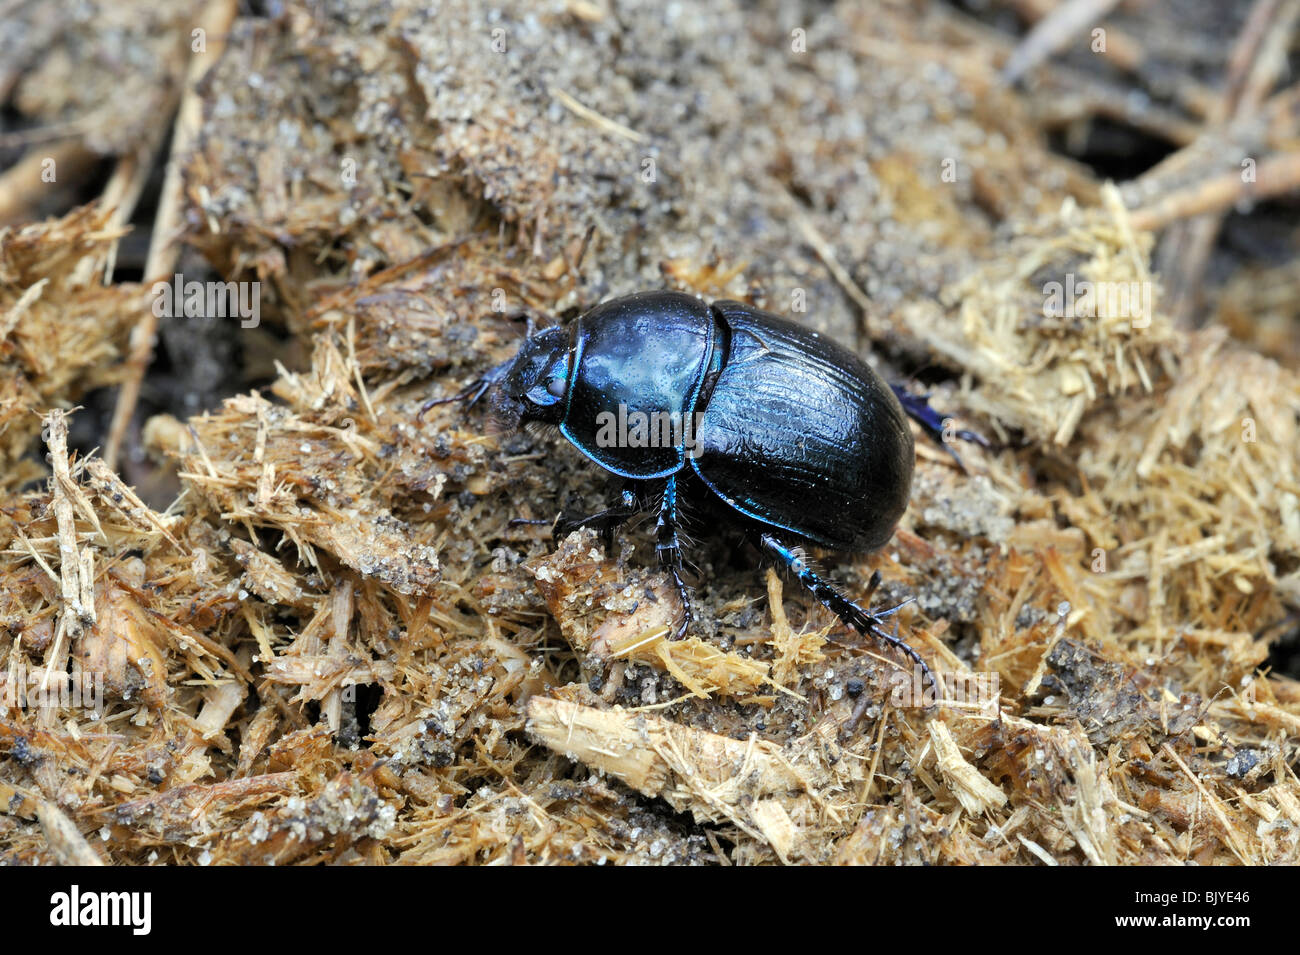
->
[655, 475, 693, 640]
[759, 533, 936, 700]
[889, 384, 990, 473]
[552, 485, 640, 551]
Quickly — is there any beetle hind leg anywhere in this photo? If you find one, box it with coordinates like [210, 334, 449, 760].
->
[890, 383, 990, 473]
[656, 475, 693, 640]
[759, 533, 935, 698]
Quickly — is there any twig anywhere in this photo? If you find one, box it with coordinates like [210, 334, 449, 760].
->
[0, 117, 91, 149]
[1162, 743, 1251, 864]
[1220, 0, 1290, 117]
[935, 4, 1204, 145]
[796, 214, 874, 317]
[550, 87, 645, 142]
[0, 141, 98, 225]
[1130, 149, 1300, 233]
[997, 0, 1215, 118]
[81, 457, 187, 552]
[96, 122, 175, 285]
[36, 801, 105, 865]
[1154, 0, 1299, 327]
[1001, 0, 1124, 85]
[103, 0, 239, 470]
[43, 410, 93, 692]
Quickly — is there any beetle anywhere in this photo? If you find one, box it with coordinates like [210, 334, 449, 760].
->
[424, 290, 984, 694]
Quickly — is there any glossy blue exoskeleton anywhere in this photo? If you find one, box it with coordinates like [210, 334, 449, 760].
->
[425, 291, 985, 693]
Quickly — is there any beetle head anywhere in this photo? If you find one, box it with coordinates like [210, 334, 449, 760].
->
[490, 326, 571, 431]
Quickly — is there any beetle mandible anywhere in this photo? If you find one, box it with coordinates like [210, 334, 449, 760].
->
[425, 290, 982, 693]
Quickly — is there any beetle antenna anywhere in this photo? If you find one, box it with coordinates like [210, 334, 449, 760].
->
[417, 356, 513, 421]
[507, 517, 553, 528]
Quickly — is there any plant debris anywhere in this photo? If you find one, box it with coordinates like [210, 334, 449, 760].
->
[1, 0, 1298, 865]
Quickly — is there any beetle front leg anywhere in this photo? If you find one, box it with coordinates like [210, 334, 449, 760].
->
[655, 475, 693, 640]
[759, 533, 936, 700]
[551, 484, 640, 552]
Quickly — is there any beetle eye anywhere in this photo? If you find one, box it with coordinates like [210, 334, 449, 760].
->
[524, 376, 565, 407]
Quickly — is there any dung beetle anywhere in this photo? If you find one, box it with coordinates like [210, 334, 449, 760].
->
[424, 290, 984, 694]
